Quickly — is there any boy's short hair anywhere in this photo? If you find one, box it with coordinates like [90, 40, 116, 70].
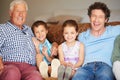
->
[31, 20, 48, 34]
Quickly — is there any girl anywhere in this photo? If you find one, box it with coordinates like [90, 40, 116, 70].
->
[58, 20, 84, 80]
[31, 20, 60, 79]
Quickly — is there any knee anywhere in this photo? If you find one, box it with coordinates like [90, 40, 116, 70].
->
[72, 74, 79, 80]
[4, 65, 21, 76]
[97, 71, 114, 80]
[72, 68, 88, 80]
[1, 65, 21, 80]
[113, 61, 120, 70]
[97, 75, 115, 80]
[112, 61, 120, 80]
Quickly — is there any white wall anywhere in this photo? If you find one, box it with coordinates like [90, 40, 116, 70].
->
[0, 0, 120, 26]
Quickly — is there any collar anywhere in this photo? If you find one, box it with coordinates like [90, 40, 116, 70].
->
[7, 21, 28, 31]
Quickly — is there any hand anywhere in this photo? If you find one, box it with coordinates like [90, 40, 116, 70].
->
[51, 45, 58, 57]
[32, 37, 40, 48]
[67, 62, 73, 67]
[42, 46, 48, 56]
[0, 58, 4, 74]
[51, 42, 58, 57]
[36, 53, 43, 67]
[36, 53, 43, 61]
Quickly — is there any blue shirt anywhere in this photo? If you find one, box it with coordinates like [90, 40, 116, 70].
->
[78, 25, 120, 66]
[39, 39, 52, 65]
[0, 21, 36, 65]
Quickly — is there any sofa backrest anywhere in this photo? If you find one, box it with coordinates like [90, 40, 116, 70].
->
[47, 21, 120, 44]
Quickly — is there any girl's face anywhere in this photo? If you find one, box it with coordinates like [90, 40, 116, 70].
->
[34, 25, 48, 43]
[63, 26, 78, 43]
[90, 9, 108, 31]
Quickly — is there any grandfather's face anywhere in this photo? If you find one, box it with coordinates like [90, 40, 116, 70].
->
[9, 3, 27, 29]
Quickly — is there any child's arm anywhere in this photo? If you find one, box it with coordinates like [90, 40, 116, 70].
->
[36, 53, 43, 68]
[51, 42, 58, 58]
[32, 37, 44, 67]
[32, 37, 40, 54]
[58, 44, 68, 66]
[42, 46, 53, 62]
[73, 42, 84, 68]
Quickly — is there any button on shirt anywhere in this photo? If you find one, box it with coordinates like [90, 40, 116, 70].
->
[0, 21, 36, 65]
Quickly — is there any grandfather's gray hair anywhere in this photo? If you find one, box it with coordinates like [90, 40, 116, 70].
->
[10, 0, 28, 11]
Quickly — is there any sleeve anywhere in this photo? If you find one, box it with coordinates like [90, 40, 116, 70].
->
[112, 35, 120, 63]
[78, 32, 84, 41]
[78, 30, 88, 43]
[111, 25, 120, 35]
[0, 27, 6, 57]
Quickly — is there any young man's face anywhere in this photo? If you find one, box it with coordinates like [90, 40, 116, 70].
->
[89, 9, 108, 31]
[9, 3, 27, 29]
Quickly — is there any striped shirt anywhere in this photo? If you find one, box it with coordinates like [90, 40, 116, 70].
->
[39, 39, 52, 65]
[0, 21, 36, 65]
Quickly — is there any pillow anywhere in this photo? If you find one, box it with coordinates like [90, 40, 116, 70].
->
[47, 15, 82, 24]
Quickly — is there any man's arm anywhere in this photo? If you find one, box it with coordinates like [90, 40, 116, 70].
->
[112, 35, 120, 63]
[0, 27, 5, 73]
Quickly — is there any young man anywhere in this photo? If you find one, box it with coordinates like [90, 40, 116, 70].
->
[72, 2, 120, 80]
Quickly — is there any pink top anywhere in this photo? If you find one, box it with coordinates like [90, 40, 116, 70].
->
[62, 41, 80, 64]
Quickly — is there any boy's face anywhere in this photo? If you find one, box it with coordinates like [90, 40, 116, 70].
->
[33, 25, 48, 43]
[89, 9, 108, 31]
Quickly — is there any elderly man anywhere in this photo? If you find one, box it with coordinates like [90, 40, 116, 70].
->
[0, 0, 43, 80]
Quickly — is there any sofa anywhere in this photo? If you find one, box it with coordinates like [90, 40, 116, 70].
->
[44, 21, 120, 80]
[47, 21, 120, 44]
[36, 9, 120, 43]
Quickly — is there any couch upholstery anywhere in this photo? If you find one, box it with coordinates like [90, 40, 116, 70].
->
[47, 21, 120, 45]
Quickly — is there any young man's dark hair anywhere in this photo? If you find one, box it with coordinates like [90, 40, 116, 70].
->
[88, 2, 110, 20]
